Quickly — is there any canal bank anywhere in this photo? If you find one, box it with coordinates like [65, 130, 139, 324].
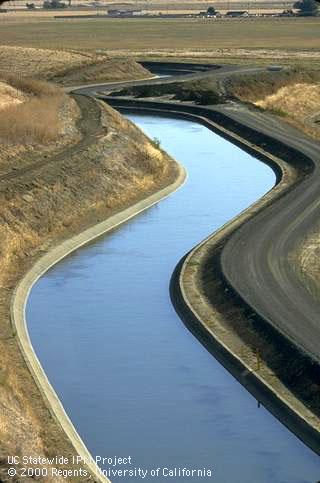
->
[2, 95, 181, 481]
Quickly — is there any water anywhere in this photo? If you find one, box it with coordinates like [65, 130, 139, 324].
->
[27, 115, 320, 483]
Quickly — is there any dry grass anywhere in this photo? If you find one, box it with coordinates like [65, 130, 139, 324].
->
[3, 74, 62, 95]
[225, 69, 320, 101]
[0, 74, 64, 144]
[0, 95, 63, 143]
[224, 69, 320, 138]
[255, 83, 320, 137]
[0, 45, 151, 84]
[0, 101, 172, 287]
[0, 45, 94, 79]
[52, 57, 151, 85]
[0, 81, 25, 110]
[99, 100, 169, 180]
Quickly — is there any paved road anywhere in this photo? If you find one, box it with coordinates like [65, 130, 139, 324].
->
[72, 62, 320, 364]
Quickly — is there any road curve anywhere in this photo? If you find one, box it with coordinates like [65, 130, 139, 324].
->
[70, 63, 267, 96]
[72, 61, 320, 383]
[218, 105, 320, 364]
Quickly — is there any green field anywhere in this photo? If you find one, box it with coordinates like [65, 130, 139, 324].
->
[0, 17, 319, 54]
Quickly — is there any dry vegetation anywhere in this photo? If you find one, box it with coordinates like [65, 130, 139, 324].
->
[255, 83, 320, 138]
[0, 76, 81, 176]
[51, 57, 151, 86]
[0, 45, 94, 78]
[0, 45, 151, 84]
[0, 75, 64, 144]
[0, 100, 175, 287]
[0, 81, 25, 109]
[225, 68, 320, 102]
[0, 44, 151, 175]
[224, 69, 320, 138]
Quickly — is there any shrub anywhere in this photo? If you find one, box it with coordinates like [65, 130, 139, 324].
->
[152, 137, 161, 149]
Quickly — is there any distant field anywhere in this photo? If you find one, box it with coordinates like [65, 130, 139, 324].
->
[0, 17, 319, 65]
[0, 14, 320, 68]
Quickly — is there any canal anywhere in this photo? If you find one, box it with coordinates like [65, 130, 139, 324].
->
[27, 113, 320, 482]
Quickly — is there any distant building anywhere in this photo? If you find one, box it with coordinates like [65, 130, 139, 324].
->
[107, 8, 143, 17]
[225, 10, 249, 17]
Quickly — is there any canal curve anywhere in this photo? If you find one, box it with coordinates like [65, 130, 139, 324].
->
[27, 114, 320, 482]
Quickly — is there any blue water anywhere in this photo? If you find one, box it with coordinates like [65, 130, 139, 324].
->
[27, 114, 320, 482]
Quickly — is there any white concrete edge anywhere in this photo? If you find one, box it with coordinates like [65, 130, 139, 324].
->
[11, 164, 187, 483]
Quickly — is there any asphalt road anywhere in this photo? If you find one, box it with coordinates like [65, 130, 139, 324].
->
[72, 62, 320, 364]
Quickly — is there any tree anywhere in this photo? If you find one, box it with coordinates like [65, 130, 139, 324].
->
[206, 6, 216, 15]
[294, 0, 319, 15]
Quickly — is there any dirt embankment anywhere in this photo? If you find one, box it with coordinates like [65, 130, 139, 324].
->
[0, 84, 178, 480]
[0, 45, 151, 86]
